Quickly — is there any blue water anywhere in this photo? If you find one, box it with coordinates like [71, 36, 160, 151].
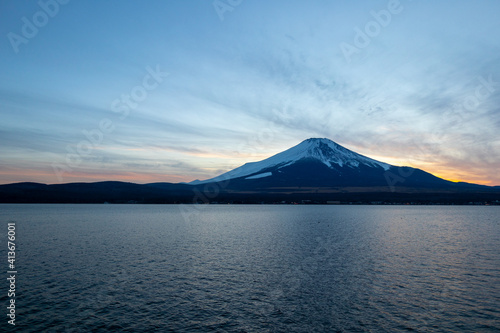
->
[1, 204, 499, 332]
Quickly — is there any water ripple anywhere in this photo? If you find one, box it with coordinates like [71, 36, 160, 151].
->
[1, 204, 499, 332]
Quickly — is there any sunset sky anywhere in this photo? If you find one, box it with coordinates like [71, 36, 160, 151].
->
[1, 0, 499, 185]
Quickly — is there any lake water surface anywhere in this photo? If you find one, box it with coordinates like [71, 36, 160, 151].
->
[1, 204, 499, 332]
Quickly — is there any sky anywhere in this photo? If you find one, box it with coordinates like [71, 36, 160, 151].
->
[1, 0, 499, 185]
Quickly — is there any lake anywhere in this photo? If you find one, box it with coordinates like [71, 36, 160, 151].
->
[1, 204, 499, 332]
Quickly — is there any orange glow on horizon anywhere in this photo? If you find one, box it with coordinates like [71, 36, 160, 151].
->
[430, 173, 494, 186]
[352, 153, 496, 186]
[0, 158, 498, 186]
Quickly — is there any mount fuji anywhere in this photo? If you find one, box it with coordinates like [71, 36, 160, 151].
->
[192, 138, 390, 184]
[190, 138, 463, 190]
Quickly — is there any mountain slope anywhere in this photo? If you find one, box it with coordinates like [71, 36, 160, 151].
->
[192, 138, 390, 184]
[191, 138, 491, 191]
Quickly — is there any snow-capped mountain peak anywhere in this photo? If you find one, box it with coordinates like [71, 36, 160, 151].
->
[191, 138, 391, 185]
[272, 138, 390, 170]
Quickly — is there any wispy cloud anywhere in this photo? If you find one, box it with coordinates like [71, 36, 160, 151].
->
[0, 1, 499, 185]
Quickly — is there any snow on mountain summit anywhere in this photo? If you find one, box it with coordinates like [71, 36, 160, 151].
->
[271, 138, 390, 170]
[192, 138, 391, 185]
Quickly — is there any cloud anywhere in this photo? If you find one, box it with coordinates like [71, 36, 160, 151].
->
[1, 1, 499, 185]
